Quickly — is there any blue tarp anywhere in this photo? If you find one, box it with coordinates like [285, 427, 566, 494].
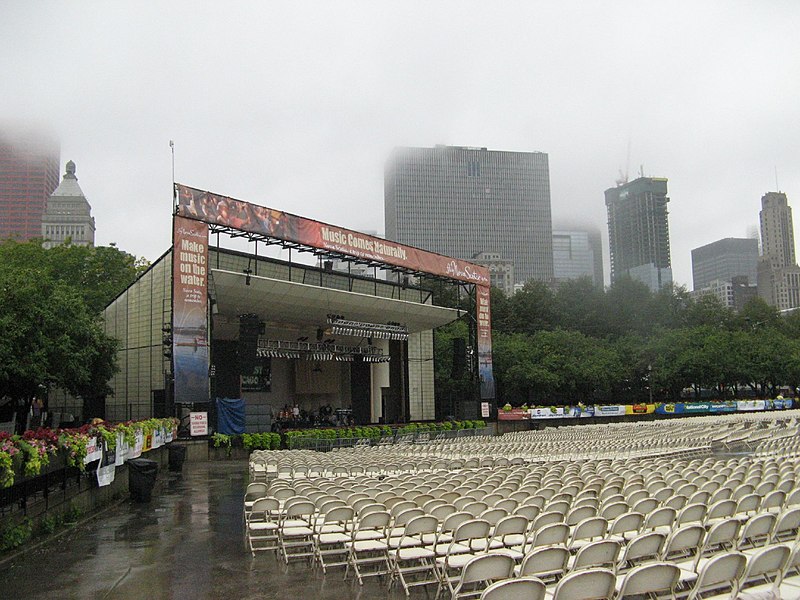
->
[216, 397, 246, 435]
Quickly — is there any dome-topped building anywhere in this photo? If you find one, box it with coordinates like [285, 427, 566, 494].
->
[41, 160, 95, 249]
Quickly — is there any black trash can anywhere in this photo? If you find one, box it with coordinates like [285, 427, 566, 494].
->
[128, 458, 159, 502]
[168, 444, 187, 472]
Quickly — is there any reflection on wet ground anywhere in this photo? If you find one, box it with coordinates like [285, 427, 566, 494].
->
[0, 461, 397, 600]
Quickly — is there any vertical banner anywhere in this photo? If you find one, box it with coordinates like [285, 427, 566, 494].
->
[172, 216, 210, 405]
[477, 285, 495, 399]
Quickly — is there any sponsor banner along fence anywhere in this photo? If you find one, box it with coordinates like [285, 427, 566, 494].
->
[625, 404, 655, 415]
[82, 424, 177, 487]
[499, 399, 795, 421]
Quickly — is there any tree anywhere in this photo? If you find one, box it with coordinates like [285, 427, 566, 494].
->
[611, 334, 651, 404]
[503, 281, 557, 335]
[0, 240, 145, 315]
[553, 277, 609, 337]
[0, 240, 139, 430]
[45, 243, 146, 314]
[0, 267, 118, 430]
[488, 286, 512, 333]
[492, 329, 623, 405]
[683, 294, 734, 329]
[737, 297, 781, 332]
[649, 284, 691, 330]
[646, 328, 696, 401]
[604, 277, 654, 338]
[492, 332, 559, 404]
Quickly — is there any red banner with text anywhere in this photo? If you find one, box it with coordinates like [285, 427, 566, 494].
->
[175, 183, 490, 286]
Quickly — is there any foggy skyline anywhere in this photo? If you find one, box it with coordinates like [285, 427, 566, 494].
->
[2, 2, 798, 289]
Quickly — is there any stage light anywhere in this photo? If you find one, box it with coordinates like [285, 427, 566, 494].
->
[326, 315, 409, 341]
[255, 338, 388, 362]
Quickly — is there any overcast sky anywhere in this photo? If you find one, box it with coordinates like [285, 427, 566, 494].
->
[3, 1, 798, 289]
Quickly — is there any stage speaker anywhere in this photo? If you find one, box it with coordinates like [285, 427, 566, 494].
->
[452, 338, 467, 378]
[238, 314, 261, 374]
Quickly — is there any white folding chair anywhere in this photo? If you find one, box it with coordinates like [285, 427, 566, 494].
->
[277, 499, 316, 564]
[246, 496, 280, 556]
[516, 546, 569, 584]
[313, 505, 354, 573]
[738, 544, 791, 597]
[480, 577, 545, 600]
[547, 567, 615, 600]
[685, 551, 746, 600]
[448, 552, 515, 600]
[344, 509, 391, 585]
[615, 562, 680, 600]
[387, 514, 439, 596]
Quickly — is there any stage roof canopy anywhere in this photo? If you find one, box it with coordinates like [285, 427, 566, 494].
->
[209, 269, 462, 338]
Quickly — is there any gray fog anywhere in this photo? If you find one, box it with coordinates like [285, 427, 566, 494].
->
[3, 1, 798, 288]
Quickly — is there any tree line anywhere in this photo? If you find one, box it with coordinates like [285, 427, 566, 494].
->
[434, 276, 800, 406]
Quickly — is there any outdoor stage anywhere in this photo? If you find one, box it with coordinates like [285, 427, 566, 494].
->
[100, 184, 496, 430]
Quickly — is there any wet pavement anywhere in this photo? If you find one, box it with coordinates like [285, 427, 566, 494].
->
[0, 461, 400, 600]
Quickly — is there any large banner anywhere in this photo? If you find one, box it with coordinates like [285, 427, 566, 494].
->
[172, 216, 210, 404]
[176, 184, 491, 287]
[175, 183, 495, 399]
[476, 285, 495, 399]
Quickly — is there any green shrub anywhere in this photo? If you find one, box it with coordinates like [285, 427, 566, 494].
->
[63, 502, 82, 524]
[1, 519, 32, 552]
[39, 515, 57, 535]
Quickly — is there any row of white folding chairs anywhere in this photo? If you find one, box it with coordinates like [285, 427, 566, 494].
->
[475, 544, 800, 600]
[247, 489, 800, 597]
[247, 456, 800, 519]
[427, 514, 800, 598]
[249, 479, 800, 561]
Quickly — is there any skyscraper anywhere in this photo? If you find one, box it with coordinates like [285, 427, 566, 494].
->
[691, 238, 758, 291]
[757, 191, 800, 311]
[385, 145, 553, 285]
[552, 227, 604, 288]
[0, 127, 60, 241]
[42, 160, 96, 249]
[605, 177, 672, 292]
